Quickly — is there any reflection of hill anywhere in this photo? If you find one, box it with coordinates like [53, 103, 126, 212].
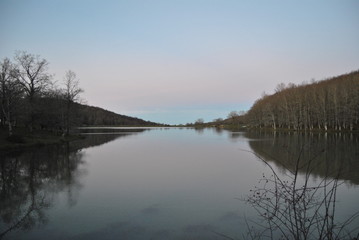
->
[0, 129, 145, 239]
[72, 128, 147, 150]
[245, 131, 359, 185]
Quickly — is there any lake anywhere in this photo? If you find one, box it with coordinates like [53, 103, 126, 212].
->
[1, 128, 358, 239]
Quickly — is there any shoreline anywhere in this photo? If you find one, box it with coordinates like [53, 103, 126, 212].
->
[0, 127, 85, 153]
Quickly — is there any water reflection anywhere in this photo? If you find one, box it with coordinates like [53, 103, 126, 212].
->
[194, 127, 205, 134]
[1, 128, 358, 239]
[70, 221, 147, 240]
[0, 144, 83, 239]
[141, 204, 160, 216]
[77, 127, 150, 135]
[0, 131, 141, 239]
[219, 211, 242, 222]
[245, 131, 359, 184]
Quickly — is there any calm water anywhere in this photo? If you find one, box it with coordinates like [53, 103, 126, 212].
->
[1, 128, 358, 239]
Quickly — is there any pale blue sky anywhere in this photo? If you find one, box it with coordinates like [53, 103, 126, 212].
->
[1, 0, 358, 124]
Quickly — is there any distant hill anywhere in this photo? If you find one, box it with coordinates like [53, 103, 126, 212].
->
[76, 103, 163, 126]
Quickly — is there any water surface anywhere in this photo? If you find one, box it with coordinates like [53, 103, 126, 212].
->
[1, 128, 358, 239]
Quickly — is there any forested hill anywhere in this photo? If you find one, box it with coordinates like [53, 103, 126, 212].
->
[245, 70, 359, 131]
[0, 52, 162, 135]
[76, 103, 162, 126]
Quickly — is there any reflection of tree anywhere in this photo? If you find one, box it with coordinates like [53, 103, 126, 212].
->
[0, 193, 49, 239]
[228, 132, 245, 143]
[194, 127, 204, 134]
[213, 127, 224, 135]
[0, 130, 141, 239]
[0, 144, 85, 239]
[245, 146, 359, 240]
[245, 131, 359, 184]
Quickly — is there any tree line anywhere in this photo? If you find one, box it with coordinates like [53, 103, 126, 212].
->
[1, 51, 83, 136]
[245, 70, 359, 131]
[1, 51, 162, 138]
[76, 104, 161, 126]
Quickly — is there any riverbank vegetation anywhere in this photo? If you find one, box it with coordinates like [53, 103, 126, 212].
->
[0, 51, 161, 149]
[246, 70, 359, 131]
[207, 70, 359, 132]
[0, 51, 86, 138]
[0, 127, 84, 152]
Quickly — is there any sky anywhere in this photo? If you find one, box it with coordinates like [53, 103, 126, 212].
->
[1, 0, 358, 125]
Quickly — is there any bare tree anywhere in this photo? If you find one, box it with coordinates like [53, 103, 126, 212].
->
[14, 51, 52, 131]
[246, 71, 359, 131]
[213, 118, 223, 123]
[228, 111, 239, 120]
[195, 118, 204, 125]
[63, 70, 83, 135]
[244, 147, 359, 240]
[0, 58, 23, 135]
[0, 58, 12, 128]
[275, 83, 287, 93]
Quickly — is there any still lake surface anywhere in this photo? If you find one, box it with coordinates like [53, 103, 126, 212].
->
[1, 127, 359, 239]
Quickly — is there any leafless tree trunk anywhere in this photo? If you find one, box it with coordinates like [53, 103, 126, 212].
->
[0, 58, 23, 136]
[245, 71, 359, 131]
[14, 51, 51, 132]
[63, 70, 83, 135]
